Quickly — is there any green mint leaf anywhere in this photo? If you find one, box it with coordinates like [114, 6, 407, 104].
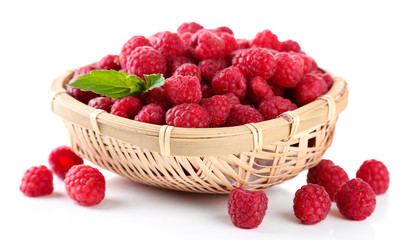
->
[143, 74, 166, 92]
[68, 70, 149, 99]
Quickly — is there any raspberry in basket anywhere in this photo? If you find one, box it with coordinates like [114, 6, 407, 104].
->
[88, 97, 115, 112]
[317, 165, 349, 201]
[356, 159, 389, 195]
[294, 72, 328, 106]
[65, 165, 105, 206]
[250, 29, 281, 51]
[67, 65, 98, 104]
[334, 178, 376, 220]
[200, 95, 231, 127]
[271, 52, 305, 88]
[149, 31, 184, 61]
[293, 184, 331, 224]
[125, 46, 167, 79]
[173, 63, 201, 81]
[198, 58, 228, 82]
[110, 96, 143, 119]
[280, 39, 301, 53]
[228, 188, 268, 229]
[163, 75, 202, 105]
[48, 145, 84, 179]
[189, 29, 225, 60]
[232, 47, 277, 79]
[95, 54, 121, 71]
[177, 22, 204, 34]
[165, 103, 210, 128]
[143, 87, 172, 110]
[211, 66, 247, 100]
[258, 96, 297, 120]
[225, 104, 264, 127]
[20, 165, 53, 197]
[134, 103, 165, 125]
[248, 76, 275, 104]
[215, 31, 239, 55]
[306, 159, 335, 184]
[119, 35, 151, 68]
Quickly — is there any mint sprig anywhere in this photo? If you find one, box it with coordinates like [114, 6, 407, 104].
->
[67, 70, 165, 99]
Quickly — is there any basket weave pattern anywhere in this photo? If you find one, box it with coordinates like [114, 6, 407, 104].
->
[51, 69, 348, 194]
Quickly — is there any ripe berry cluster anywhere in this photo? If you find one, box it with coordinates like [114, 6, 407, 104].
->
[68, 22, 333, 128]
[228, 159, 389, 228]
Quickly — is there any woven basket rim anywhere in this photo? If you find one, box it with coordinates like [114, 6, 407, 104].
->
[50, 67, 348, 157]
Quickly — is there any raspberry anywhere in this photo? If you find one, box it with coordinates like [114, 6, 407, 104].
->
[211, 66, 247, 100]
[142, 87, 172, 110]
[190, 29, 225, 60]
[65, 165, 105, 206]
[248, 76, 275, 104]
[213, 26, 234, 35]
[173, 63, 201, 81]
[198, 58, 228, 82]
[232, 47, 277, 79]
[271, 52, 304, 88]
[215, 32, 239, 55]
[236, 38, 250, 49]
[67, 66, 98, 104]
[317, 165, 349, 201]
[119, 35, 151, 68]
[177, 22, 204, 34]
[306, 159, 335, 184]
[250, 29, 281, 51]
[149, 31, 184, 61]
[165, 103, 210, 128]
[134, 103, 165, 125]
[228, 188, 268, 229]
[179, 32, 194, 57]
[88, 97, 115, 112]
[95, 54, 121, 70]
[125, 46, 167, 79]
[257, 96, 297, 120]
[164, 75, 202, 105]
[166, 55, 194, 77]
[200, 95, 231, 127]
[294, 73, 328, 106]
[48, 146, 84, 180]
[356, 159, 390, 195]
[226, 104, 264, 126]
[334, 178, 376, 220]
[280, 40, 301, 53]
[296, 53, 317, 74]
[110, 96, 142, 119]
[200, 81, 214, 98]
[20, 165, 53, 197]
[293, 184, 331, 225]
[311, 70, 334, 90]
[224, 93, 240, 106]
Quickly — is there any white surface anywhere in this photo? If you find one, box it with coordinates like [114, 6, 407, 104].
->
[1, 1, 408, 239]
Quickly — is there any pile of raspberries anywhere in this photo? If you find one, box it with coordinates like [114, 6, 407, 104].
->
[67, 22, 333, 128]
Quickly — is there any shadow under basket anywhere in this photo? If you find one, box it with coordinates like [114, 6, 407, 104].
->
[50, 68, 348, 194]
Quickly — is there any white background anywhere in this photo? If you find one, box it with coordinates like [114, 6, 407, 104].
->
[1, 1, 408, 239]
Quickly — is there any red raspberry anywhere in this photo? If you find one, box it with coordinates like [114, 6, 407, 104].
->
[271, 52, 304, 88]
[226, 104, 264, 126]
[293, 184, 331, 225]
[248, 76, 275, 104]
[317, 165, 349, 201]
[173, 63, 201, 81]
[228, 188, 268, 229]
[211, 66, 247, 100]
[236, 39, 250, 49]
[232, 47, 277, 79]
[179, 32, 194, 57]
[149, 31, 184, 61]
[258, 96, 297, 120]
[224, 93, 240, 106]
[95, 54, 121, 70]
[215, 32, 239, 55]
[88, 97, 115, 112]
[334, 178, 376, 220]
[110, 96, 142, 119]
[143, 87, 172, 110]
[165, 103, 210, 128]
[307, 159, 335, 184]
[200, 95, 231, 127]
[67, 66, 98, 104]
[200, 81, 214, 98]
[280, 40, 301, 53]
[356, 159, 390, 195]
[213, 26, 234, 35]
[177, 22, 204, 34]
[119, 35, 151, 68]
[297, 53, 317, 74]
[294, 73, 328, 106]
[166, 55, 194, 77]
[190, 29, 225, 60]
[164, 75, 202, 105]
[48, 146, 84, 180]
[134, 103, 165, 125]
[198, 58, 228, 82]
[268, 82, 285, 97]
[250, 29, 281, 51]
[311, 70, 334, 90]
[125, 46, 167, 79]
[65, 165, 105, 206]
[20, 165, 53, 197]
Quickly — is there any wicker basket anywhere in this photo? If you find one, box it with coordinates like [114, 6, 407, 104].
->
[50, 67, 348, 194]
